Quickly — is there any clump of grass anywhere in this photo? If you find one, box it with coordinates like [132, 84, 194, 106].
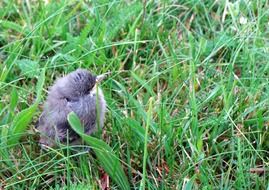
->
[0, 0, 269, 189]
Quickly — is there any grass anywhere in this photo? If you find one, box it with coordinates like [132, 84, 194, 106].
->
[0, 0, 269, 189]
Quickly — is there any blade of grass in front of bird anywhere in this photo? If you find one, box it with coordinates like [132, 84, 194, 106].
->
[67, 112, 130, 190]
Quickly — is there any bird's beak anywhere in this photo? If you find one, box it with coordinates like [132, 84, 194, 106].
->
[96, 74, 106, 84]
[96, 72, 110, 84]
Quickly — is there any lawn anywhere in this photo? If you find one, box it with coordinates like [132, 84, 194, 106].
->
[0, 0, 269, 189]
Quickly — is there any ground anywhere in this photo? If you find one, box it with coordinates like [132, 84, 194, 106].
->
[0, 0, 268, 189]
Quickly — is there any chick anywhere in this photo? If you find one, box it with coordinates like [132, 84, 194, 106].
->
[37, 69, 106, 148]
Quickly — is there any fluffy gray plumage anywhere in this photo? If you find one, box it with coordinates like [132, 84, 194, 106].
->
[37, 69, 106, 147]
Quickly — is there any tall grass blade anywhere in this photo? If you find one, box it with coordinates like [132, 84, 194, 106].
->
[67, 112, 130, 190]
[140, 97, 154, 190]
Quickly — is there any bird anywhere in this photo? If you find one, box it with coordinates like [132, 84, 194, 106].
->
[36, 69, 106, 148]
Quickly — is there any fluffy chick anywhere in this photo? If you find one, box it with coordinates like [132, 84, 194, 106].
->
[37, 69, 106, 148]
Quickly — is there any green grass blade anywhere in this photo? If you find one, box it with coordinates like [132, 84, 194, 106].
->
[7, 68, 45, 146]
[35, 68, 46, 103]
[140, 97, 153, 190]
[67, 112, 130, 190]
[7, 104, 38, 146]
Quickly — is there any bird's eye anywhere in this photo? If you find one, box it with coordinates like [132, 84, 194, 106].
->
[65, 97, 71, 102]
[77, 73, 82, 80]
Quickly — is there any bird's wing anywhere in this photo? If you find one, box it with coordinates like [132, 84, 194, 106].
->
[37, 110, 57, 146]
[67, 95, 97, 135]
[37, 98, 74, 144]
[37, 110, 54, 137]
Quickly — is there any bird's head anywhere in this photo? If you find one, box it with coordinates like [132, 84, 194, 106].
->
[55, 69, 106, 101]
